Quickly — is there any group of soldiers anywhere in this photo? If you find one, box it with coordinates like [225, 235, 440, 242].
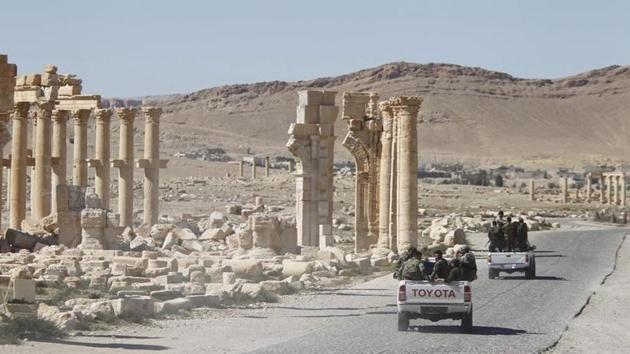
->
[487, 210, 532, 252]
[394, 246, 477, 283]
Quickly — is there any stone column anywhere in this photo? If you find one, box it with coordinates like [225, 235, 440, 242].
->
[251, 161, 257, 179]
[377, 102, 393, 249]
[239, 160, 244, 178]
[607, 175, 612, 205]
[72, 109, 91, 187]
[114, 108, 137, 227]
[32, 102, 54, 220]
[586, 173, 591, 203]
[0, 113, 10, 231]
[9, 103, 30, 228]
[529, 179, 535, 201]
[51, 110, 69, 214]
[621, 174, 626, 206]
[612, 176, 619, 205]
[391, 97, 422, 251]
[388, 111, 399, 252]
[138, 107, 167, 226]
[560, 177, 568, 203]
[93, 109, 113, 208]
[600, 176, 605, 203]
[265, 157, 270, 177]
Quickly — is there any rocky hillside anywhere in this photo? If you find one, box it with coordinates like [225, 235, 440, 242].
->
[129, 62, 630, 167]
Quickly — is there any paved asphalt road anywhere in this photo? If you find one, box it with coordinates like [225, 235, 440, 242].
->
[15, 227, 627, 354]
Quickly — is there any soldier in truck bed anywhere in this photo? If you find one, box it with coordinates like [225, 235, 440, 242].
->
[430, 249, 450, 281]
[504, 216, 518, 252]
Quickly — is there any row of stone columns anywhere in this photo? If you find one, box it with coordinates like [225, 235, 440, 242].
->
[600, 173, 626, 206]
[374, 97, 423, 253]
[8, 104, 165, 230]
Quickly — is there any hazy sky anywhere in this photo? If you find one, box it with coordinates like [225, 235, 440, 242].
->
[1, 0, 628, 97]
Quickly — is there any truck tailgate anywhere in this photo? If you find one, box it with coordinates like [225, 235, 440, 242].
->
[489, 252, 528, 265]
[402, 281, 467, 305]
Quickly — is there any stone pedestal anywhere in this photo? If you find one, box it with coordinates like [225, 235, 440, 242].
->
[33, 102, 53, 220]
[113, 108, 137, 227]
[80, 208, 107, 249]
[9, 103, 30, 229]
[72, 109, 91, 187]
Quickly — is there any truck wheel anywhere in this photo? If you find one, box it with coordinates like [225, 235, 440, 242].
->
[461, 305, 473, 333]
[488, 269, 498, 279]
[397, 312, 409, 331]
[532, 260, 536, 278]
[525, 263, 534, 279]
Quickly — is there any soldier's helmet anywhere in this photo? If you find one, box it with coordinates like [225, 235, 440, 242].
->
[461, 246, 471, 253]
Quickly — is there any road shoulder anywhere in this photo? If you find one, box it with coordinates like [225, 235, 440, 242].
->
[549, 234, 630, 353]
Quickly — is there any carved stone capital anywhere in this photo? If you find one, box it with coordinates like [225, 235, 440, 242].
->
[71, 109, 91, 125]
[142, 107, 162, 124]
[36, 102, 54, 119]
[13, 102, 31, 121]
[52, 109, 70, 123]
[94, 108, 113, 123]
[115, 107, 137, 123]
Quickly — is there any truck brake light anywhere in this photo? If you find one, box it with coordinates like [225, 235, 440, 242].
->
[398, 284, 406, 302]
[525, 254, 529, 263]
[464, 285, 471, 302]
[487, 255, 492, 263]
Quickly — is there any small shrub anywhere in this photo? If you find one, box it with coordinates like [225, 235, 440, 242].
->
[0, 315, 66, 344]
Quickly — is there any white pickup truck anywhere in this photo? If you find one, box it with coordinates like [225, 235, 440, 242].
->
[487, 251, 536, 279]
[396, 280, 473, 332]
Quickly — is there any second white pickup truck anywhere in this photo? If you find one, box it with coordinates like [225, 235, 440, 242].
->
[487, 251, 536, 279]
[397, 280, 473, 332]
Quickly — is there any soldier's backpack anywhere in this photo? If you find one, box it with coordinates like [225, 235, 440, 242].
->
[401, 258, 424, 280]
